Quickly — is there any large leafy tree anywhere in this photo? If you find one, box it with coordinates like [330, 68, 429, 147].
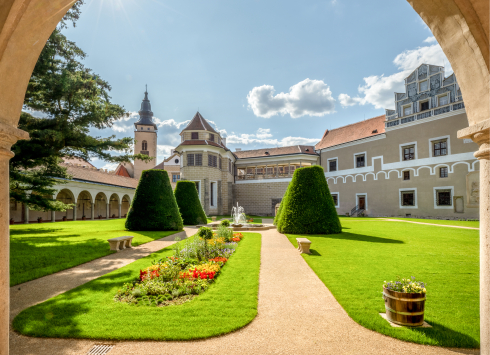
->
[10, 1, 149, 211]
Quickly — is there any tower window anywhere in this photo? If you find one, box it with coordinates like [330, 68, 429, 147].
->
[187, 154, 195, 166]
[195, 154, 203, 166]
[142, 140, 148, 151]
[440, 167, 448, 178]
[403, 171, 410, 180]
[191, 132, 198, 139]
[209, 134, 215, 142]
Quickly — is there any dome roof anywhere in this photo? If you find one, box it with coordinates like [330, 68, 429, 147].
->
[134, 90, 157, 129]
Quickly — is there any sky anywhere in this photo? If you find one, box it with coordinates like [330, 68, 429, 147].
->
[58, 0, 452, 170]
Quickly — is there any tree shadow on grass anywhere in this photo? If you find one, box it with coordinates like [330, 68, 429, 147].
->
[411, 320, 480, 350]
[312, 232, 404, 244]
[10, 228, 65, 236]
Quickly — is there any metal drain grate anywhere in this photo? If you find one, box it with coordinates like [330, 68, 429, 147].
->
[87, 344, 115, 354]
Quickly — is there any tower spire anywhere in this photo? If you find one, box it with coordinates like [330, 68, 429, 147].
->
[134, 89, 156, 129]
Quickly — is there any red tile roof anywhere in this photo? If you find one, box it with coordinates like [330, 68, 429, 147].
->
[152, 162, 165, 169]
[315, 115, 386, 150]
[62, 157, 95, 168]
[234, 145, 317, 159]
[115, 164, 131, 178]
[61, 164, 138, 189]
[180, 112, 218, 134]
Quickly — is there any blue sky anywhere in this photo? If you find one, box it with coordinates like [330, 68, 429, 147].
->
[60, 0, 451, 169]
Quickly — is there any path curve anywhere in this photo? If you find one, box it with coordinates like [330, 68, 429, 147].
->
[10, 228, 479, 355]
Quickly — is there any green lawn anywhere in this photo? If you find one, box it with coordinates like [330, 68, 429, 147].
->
[287, 218, 479, 348]
[13, 232, 261, 340]
[381, 217, 479, 228]
[10, 219, 179, 286]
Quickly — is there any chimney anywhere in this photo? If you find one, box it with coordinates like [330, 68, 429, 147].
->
[235, 148, 241, 151]
[222, 138, 226, 146]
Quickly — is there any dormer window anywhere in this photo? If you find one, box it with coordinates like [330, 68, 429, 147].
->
[265, 151, 269, 155]
[438, 94, 449, 106]
[191, 132, 198, 139]
[305, 148, 309, 152]
[403, 105, 412, 116]
[420, 100, 429, 111]
[209, 134, 215, 142]
[372, 129, 378, 134]
[419, 79, 428, 92]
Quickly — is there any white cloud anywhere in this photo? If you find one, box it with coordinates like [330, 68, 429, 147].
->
[339, 41, 452, 109]
[226, 128, 317, 147]
[247, 78, 336, 118]
[101, 162, 119, 171]
[338, 93, 362, 107]
[423, 36, 437, 44]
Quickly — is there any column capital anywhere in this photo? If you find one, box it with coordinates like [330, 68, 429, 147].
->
[457, 120, 490, 160]
[0, 121, 29, 158]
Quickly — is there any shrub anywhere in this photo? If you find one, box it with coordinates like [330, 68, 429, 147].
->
[174, 181, 207, 225]
[197, 226, 213, 240]
[275, 165, 342, 234]
[217, 224, 233, 242]
[125, 169, 183, 231]
[220, 219, 230, 227]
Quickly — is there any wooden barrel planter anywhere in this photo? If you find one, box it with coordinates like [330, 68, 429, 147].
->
[383, 287, 426, 326]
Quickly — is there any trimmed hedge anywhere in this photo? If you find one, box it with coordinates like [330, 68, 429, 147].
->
[275, 165, 341, 234]
[125, 170, 183, 231]
[174, 181, 207, 225]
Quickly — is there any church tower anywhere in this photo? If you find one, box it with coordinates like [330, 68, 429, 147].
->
[133, 89, 157, 180]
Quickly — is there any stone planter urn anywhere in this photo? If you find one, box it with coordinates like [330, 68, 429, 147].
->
[383, 287, 426, 326]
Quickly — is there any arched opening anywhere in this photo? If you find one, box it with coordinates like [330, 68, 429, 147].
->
[121, 195, 131, 218]
[142, 140, 148, 151]
[109, 193, 120, 218]
[76, 191, 93, 220]
[94, 192, 108, 219]
[55, 189, 76, 221]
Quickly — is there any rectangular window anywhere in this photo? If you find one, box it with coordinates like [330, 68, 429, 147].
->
[329, 160, 337, 172]
[229, 160, 231, 173]
[187, 154, 195, 166]
[209, 134, 214, 142]
[401, 191, 415, 206]
[356, 155, 365, 168]
[210, 182, 215, 206]
[403, 105, 412, 116]
[172, 174, 180, 183]
[419, 80, 428, 92]
[331, 194, 338, 206]
[403, 171, 410, 180]
[440, 167, 448, 178]
[219, 156, 222, 170]
[433, 140, 448, 156]
[403, 146, 415, 160]
[439, 95, 448, 106]
[420, 100, 429, 111]
[208, 155, 213, 167]
[191, 132, 198, 139]
[213, 155, 217, 168]
[195, 154, 202, 166]
[437, 191, 452, 206]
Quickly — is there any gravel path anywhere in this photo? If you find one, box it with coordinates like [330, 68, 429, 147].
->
[379, 218, 479, 230]
[10, 228, 479, 355]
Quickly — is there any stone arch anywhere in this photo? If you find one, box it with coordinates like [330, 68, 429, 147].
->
[109, 193, 120, 218]
[55, 188, 76, 221]
[76, 190, 93, 220]
[121, 194, 131, 217]
[94, 192, 108, 219]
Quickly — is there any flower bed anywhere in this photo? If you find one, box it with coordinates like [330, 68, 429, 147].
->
[115, 228, 244, 307]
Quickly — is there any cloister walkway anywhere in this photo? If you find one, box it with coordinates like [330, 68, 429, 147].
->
[10, 228, 479, 355]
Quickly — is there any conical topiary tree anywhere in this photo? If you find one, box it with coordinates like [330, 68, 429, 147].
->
[174, 180, 207, 225]
[275, 165, 342, 234]
[125, 169, 183, 231]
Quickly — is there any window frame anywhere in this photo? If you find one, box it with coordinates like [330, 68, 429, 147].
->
[399, 188, 418, 209]
[191, 132, 199, 140]
[403, 171, 410, 180]
[402, 104, 412, 116]
[398, 141, 418, 162]
[353, 152, 367, 169]
[439, 166, 449, 178]
[419, 99, 430, 112]
[433, 186, 454, 209]
[172, 174, 180, 183]
[210, 181, 217, 208]
[195, 153, 203, 166]
[429, 135, 451, 158]
[209, 133, 215, 142]
[327, 157, 338, 172]
[187, 153, 195, 166]
[330, 192, 339, 208]
[438, 93, 449, 106]
[142, 140, 148, 151]
[418, 79, 429, 93]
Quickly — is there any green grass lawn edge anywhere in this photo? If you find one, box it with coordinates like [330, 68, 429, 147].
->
[286, 219, 479, 349]
[13, 232, 261, 341]
[379, 217, 479, 228]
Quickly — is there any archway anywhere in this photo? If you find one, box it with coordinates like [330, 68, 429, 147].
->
[94, 192, 108, 219]
[109, 193, 120, 218]
[55, 189, 76, 221]
[121, 195, 131, 218]
[76, 191, 93, 221]
[0, 1, 488, 354]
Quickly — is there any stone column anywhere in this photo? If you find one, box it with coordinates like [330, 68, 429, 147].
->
[23, 203, 29, 224]
[106, 203, 110, 219]
[118, 203, 122, 218]
[51, 210, 55, 223]
[288, 163, 291, 178]
[276, 164, 279, 178]
[73, 202, 77, 222]
[0, 124, 29, 355]
[91, 203, 95, 220]
[458, 121, 489, 355]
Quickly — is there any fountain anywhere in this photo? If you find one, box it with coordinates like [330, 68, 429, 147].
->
[231, 202, 247, 227]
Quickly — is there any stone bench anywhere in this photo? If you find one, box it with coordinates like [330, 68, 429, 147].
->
[296, 238, 312, 254]
[108, 236, 134, 251]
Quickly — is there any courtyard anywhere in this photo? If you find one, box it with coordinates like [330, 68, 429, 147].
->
[8, 217, 480, 353]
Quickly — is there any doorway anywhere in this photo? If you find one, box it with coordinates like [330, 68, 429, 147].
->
[358, 195, 366, 210]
